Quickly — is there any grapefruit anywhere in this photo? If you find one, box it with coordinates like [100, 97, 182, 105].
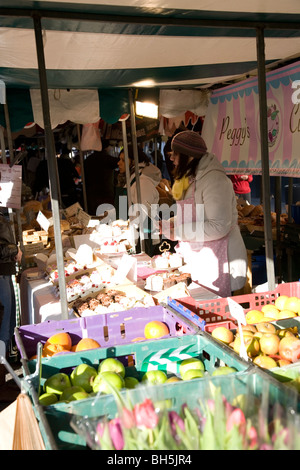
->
[74, 338, 101, 352]
[245, 310, 264, 325]
[42, 343, 69, 357]
[211, 326, 234, 344]
[274, 295, 289, 311]
[144, 321, 170, 339]
[283, 296, 300, 314]
[45, 332, 72, 351]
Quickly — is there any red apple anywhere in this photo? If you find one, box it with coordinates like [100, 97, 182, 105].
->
[279, 337, 300, 363]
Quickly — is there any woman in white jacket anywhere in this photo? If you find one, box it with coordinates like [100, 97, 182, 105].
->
[160, 130, 247, 296]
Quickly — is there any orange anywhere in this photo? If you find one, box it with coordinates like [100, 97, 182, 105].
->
[42, 343, 69, 357]
[283, 297, 300, 314]
[74, 338, 101, 352]
[274, 295, 289, 311]
[131, 337, 146, 342]
[45, 332, 72, 351]
[144, 321, 170, 339]
[245, 310, 264, 325]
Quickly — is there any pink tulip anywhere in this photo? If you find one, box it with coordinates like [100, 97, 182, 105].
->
[168, 410, 185, 439]
[226, 408, 246, 435]
[248, 425, 258, 449]
[108, 418, 124, 450]
[121, 407, 136, 429]
[134, 398, 159, 429]
[260, 443, 273, 450]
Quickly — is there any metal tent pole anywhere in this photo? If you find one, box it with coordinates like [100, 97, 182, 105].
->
[128, 89, 145, 253]
[76, 123, 88, 212]
[256, 27, 276, 291]
[32, 13, 69, 320]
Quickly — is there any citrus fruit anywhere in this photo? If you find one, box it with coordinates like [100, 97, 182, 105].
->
[74, 338, 101, 352]
[42, 343, 69, 357]
[261, 304, 280, 319]
[283, 296, 300, 314]
[45, 332, 72, 351]
[211, 326, 234, 344]
[274, 295, 289, 311]
[276, 309, 297, 320]
[144, 321, 170, 339]
[245, 310, 264, 324]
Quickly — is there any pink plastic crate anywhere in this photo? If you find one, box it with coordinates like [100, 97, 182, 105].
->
[175, 281, 300, 332]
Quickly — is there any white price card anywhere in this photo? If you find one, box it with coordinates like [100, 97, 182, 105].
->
[227, 297, 249, 362]
[0, 163, 22, 209]
[36, 210, 51, 232]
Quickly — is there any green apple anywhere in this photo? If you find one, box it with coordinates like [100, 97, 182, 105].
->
[124, 376, 139, 389]
[43, 373, 71, 396]
[60, 386, 89, 402]
[70, 363, 97, 392]
[141, 370, 168, 385]
[233, 336, 260, 358]
[98, 358, 125, 378]
[179, 358, 205, 378]
[182, 369, 204, 381]
[92, 371, 125, 394]
[39, 393, 58, 406]
[211, 366, 237, 376]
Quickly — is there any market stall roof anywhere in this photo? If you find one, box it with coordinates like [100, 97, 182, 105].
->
[1, 1, 300, 91]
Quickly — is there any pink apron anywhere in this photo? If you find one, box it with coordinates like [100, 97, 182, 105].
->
[175, 179, 232, 298]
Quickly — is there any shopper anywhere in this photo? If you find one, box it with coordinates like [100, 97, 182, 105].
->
[116, 145, 162, 255]
[160, 130, 247, 297]
[0, 211, 22, 383]
[230, 174, 253, 203]
[84, 140, 119, 216]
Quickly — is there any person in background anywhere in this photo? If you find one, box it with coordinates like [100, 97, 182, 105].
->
[230, 174, 253, 204]
[84, 140, 119, 216]
[116, 145, 162, 256]
[160, 130, 247, 297]
[0, 210, 22, 384]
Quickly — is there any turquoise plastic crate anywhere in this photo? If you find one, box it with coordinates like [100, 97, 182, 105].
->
[29, 332, 253, 450]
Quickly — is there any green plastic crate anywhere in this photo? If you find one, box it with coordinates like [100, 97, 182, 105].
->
[28, 332, 253, 450]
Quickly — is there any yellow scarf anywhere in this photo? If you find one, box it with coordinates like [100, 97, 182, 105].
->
[172, 175, 190, 200]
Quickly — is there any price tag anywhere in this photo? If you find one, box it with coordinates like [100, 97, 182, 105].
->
[227, 297, 248, 362]
[114, 253, 137, 283]
[36, 210, 51, 232]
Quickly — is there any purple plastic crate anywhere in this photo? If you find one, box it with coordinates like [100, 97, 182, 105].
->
[16, 305, 199, 359]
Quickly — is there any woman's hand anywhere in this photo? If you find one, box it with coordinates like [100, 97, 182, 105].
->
[15, 246, 23, 264]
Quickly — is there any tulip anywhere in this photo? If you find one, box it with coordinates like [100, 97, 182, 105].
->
[121, 407, 136, 429]
[169, 410, 185, 440]
[108, 418, 124, 450]
[248, 425, 258, 449]
[226, 408, 246, 435]
[134, 398, 159, 429]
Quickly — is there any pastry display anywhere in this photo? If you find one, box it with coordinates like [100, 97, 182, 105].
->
[151, 252, 183, 269]
[145, 271, 192, 292]
[71, 288, 155, 317]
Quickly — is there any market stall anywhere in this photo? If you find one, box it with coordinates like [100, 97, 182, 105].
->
[1, 0, 300, 452]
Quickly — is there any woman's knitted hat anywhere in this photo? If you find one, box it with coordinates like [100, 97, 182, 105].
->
[171, 130, 207, 159]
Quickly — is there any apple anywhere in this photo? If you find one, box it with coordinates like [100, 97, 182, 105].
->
[241, 324, 257, 333]
[141, 370, 167, 385]
[98, 358, 125, 378]
[277, 329, 297, 339]
[233, 336, 260, 358]
[211, 326, 234, 344]
[70, 364, 97, 392]
[39, 393, 58, 406]
[256, 322, 276, 334]
[165, 376, 182, 383]
[279, 337, 300, 363]
[124, 376, 140, 389]
[211, 366, 237, 376]
[277, 358, 292, 367]
[179, 358, 205, 378]
[43, 373, 71, 396]
[259, 333, 280, 356]
[60, 386, 89, 402]
[253, 355, 277, 369]
[182, 369, 204, 381]
[92, 371, 125, 394]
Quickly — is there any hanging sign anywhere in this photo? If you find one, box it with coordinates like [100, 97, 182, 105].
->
[202, 60, 300, 177]
[0, 163, 22, 209]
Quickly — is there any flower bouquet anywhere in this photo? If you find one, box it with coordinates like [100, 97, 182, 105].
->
[71, 372, 300, 450]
